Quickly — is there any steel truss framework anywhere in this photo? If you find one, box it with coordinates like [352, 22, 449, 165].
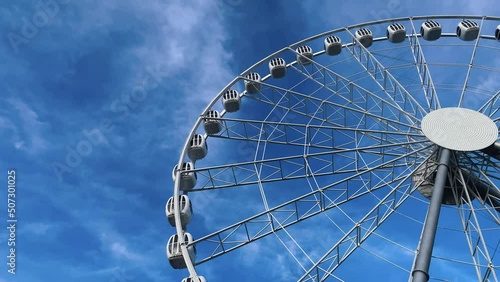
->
[170, 15, 500, 281]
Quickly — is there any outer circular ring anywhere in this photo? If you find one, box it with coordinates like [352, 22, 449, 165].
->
[172, 15, 500, 279]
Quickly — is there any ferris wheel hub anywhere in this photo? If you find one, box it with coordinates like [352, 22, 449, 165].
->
[421, 108, 498, 151]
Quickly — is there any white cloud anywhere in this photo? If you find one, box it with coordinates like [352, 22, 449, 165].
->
[23, 222, 51, 235]
[17, 3, 238, 280]
[5, 98, 49, 153]
[109, 242, 143, 261]
[142, 0, 236, 147]
[97, 228, 148, 263]
[49, 0, 238, 152]
[0, 116, 20, 147]
[5, 1, 498, 282]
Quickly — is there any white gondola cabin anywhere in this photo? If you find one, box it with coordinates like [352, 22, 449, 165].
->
[296, 45, 313, 65]
[182, 276, 207, 282]
[203, 110, 222, 135]
[355, 28, 373, 48]
[495, 25, 500, 41]
[244, 72, 261, 94]
[324, 36, 342, 56]
[269, 58, 286, 78]
[456, 20, 479, 41]
[187, 134, 208, 161]
[172, 162, 197, 191]
[420, 20, 441, 41]
[167, 232, 196, 269]
[166, 195, 193, 227]
[222, 89, 241, 112]
[387, 23, 406, 43]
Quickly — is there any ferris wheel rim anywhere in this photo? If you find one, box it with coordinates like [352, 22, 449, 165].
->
[170, 14, 500, 281]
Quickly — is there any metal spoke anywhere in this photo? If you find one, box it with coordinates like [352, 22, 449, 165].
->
[478, 91, 500, 118]
[209, 116, 425, 150]
[191, 146, 432, 265]
[458, 17, 486, 108]
[191, 140, 431, 191]
[408, 18, 441, 111]
[282, 48, 424, 128]
[344, 29, 429, 121]
[244, 64, 423, 132]
[298, 160, 426, 281]
[453, 168, 499, 282]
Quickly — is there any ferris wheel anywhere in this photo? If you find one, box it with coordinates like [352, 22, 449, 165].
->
[166, 15, 500, 282]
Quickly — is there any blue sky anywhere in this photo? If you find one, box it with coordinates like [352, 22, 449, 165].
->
[1, 1, 499, 282]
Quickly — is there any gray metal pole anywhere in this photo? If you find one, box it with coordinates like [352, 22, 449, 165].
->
[411, 148, 451, 282]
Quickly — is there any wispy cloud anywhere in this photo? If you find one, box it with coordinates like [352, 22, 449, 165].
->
[2, 1, 498, 282]
[22, 222, 51, 235]
[3, 98, 49, 153]
[100, 233, 145, 262]
[0, 0, 241, 281]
